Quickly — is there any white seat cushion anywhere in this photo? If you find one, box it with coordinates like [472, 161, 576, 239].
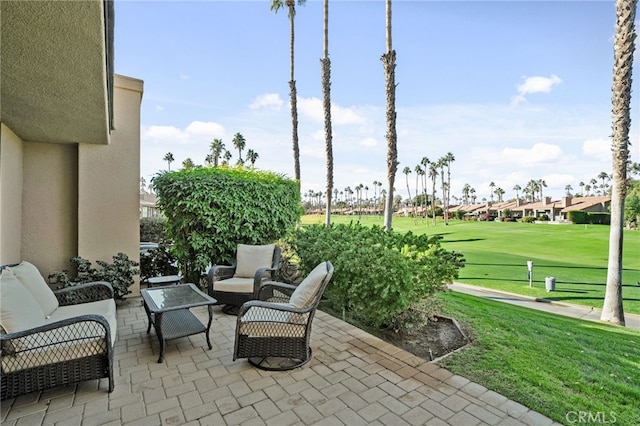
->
[10, 261, 59, 316]
[213, 277, 254, 293]
[234, 244, 275, 278]
[0, 269, 46, 342]
[289, 262, 328, 309]
[239, 305, 307, 338]
[49, 299, 117, 344]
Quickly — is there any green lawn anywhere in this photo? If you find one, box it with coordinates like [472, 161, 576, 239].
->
[438, 291, 640, 425]
[302, 215, 640, 315]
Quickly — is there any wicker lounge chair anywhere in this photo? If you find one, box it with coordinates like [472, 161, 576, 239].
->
[207, 244, 281, 315]
[233, 261, 334, 370]
[1, 262, 116, 400]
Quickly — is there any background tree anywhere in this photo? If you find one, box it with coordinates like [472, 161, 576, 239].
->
[602, 0, 636, 326]
[444, 152, 455, 224]
[163, 152, 174, 171]
[489, 181, 496, 202]
[210, 138, 225, 167]
[495, 187, 505, 202]
[579, 181, 585, 196]
[429, 162, 438, 225]
[222, 150, 232, 166]
[382, 0, 398, 231]
[232, 132, 246, 162]
[270, 0, 306, 183]
[246, 149, 259, 167]
[321, 0, 333, 227]
[140, 177, 147, 194]
[513, 184, 522, 201]
[205, 154, 214, 166]
[565, 184, 573, 196]
[182, 158, 195, 169]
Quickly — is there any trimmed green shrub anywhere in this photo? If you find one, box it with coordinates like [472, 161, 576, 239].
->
[140, 217, 167, 242]
[49, 253, 139, 300]
[588, 212, 610, 225]
[568, 211, 610, 225]
[152, 167, 301, 283]
[290, 223, 465, 330]
[521, 216, 536, 223]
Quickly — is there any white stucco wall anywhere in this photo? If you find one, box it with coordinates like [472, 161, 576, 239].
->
[21, 142, 78, 277]
[0, 124, 24, 265]
[78, 75, 143, 296]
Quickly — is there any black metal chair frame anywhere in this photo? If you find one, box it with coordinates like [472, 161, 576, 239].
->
[233, 261, 334, 371]
[1, 280, 115, 400]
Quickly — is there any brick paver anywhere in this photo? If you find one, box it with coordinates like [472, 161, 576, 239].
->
[0, 297, 558, 425]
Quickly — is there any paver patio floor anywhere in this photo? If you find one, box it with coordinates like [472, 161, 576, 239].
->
[1, 297, 559, 425]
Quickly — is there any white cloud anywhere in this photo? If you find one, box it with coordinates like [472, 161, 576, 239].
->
[249, 93, 284, 111]
[501, 143, 564, 165]
[298, 97, 367, 125]
[180, 74, 190, 80]
[360, 137, 377, 147]
[512, 74, 562, 105]
[155, 105, 164, 111]
[143, 121, 225, 145]
[582, 137, 611, 159]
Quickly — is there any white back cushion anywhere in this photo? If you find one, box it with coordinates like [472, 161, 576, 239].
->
[11, 261, 59, 316]
[234, 244, 275, 278]
[0, 269, 46, 333]
[289, 262, 328, 309]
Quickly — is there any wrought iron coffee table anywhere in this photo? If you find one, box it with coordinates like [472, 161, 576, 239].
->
[141, 283, 217, 363]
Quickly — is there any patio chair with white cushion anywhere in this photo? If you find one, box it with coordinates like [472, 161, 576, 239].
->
[207, 244, 281, 315]
[233, 261, 334, 370]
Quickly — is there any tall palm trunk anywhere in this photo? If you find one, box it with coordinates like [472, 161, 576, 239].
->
[288, 2, 301, 183]
[382, 0, 397, 231]
[602, 0, 636, 326]
[322, 0, 333, 227]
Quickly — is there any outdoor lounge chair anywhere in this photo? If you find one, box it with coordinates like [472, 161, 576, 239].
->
[207, 244, 281, 315]
[233, 261, 334, 370]
[0, 262, 116, 400]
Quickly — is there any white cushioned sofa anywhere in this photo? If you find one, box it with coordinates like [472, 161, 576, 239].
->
[0, 261, 116, 400]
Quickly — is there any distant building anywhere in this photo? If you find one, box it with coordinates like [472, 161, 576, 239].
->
[140, 193, 159, 218]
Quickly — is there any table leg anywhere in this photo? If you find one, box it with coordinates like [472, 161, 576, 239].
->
[143, 301, 152, 334]
[205, 305, 213, 350]
[155, 312, 165, 363]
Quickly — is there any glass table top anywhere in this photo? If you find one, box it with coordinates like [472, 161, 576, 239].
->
[142, 284, 215, 311]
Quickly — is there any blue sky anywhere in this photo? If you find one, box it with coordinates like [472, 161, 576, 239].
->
[115, 0, 639, 202]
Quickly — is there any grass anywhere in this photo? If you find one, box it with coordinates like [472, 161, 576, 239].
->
[301, 215, 640, 315]
[438, 291, 640, 425]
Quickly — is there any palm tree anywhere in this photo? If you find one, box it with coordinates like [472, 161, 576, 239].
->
[470, 187, 477, 204]
[444, 152, 455, 225]
[270, 0, 306, 183]
[537, 179, 547, 201]
[403, 167, 413, 221]
[489, 181, 496, 202]
[429, 162, 438, 225]
[246, 149, 259, 167]
[495, 187, 505, 202]
[513, 184, 522, 201]
[140, 177, 147, 194]
[585, 184, 592, 196]
[602, 0, 635, 326]
[321, 0, 333, 227]
[222, 150, 232, 166]
[462, 183, 471, 205]
[163, 152, 174, 171]
[209, 138, 225, 167]
[419, 157, 429, 218]
[565, 184, 573, 196]
[579, 181, 585, 196]
[232, 132, 246, 162]
[382, 0, 398, 231]
[204, 154, 214, 166]
[182, 158, 195, 169]
[598, 171, 610, 195]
